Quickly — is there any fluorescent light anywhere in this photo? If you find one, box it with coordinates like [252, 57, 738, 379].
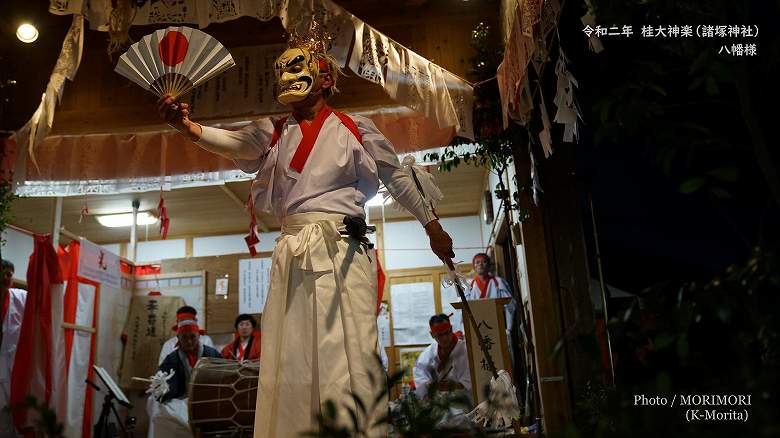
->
[366, 192, 392, 207]
[16, 24, 39, 43]
[96, 212, 158, 228]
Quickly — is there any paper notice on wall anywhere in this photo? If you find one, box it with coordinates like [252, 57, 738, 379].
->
[390, 282, 435, 345]
[216, 277, 229, 296]
[77, 238, 121, 289]
[440, 283, 465, 335]
[239, 258, 272, 314]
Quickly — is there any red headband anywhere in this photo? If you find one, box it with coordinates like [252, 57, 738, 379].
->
[430, 321, 452, 335]
[177, 324, 200, 334]
[473, 254, 489, 263]
[175, 312, 199, 333]
[177, 312, 196, 321]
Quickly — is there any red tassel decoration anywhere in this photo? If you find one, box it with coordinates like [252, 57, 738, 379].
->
[244, 187, 260, 256]
[158, 193, 170, 239]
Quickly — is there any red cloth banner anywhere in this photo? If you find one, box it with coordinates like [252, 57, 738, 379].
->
[10, 235, 63, 432]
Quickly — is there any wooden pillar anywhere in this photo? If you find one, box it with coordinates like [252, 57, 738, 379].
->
[540, 143, 603, 395]
[513, 147, 573, 433]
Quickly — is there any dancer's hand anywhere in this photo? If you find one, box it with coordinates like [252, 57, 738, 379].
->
[157, 94, 201, 141]
[425, 220, 455, 263]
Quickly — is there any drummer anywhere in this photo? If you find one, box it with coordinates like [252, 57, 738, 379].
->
[147, 311, 221, 436]
[222, 314, 261, 361]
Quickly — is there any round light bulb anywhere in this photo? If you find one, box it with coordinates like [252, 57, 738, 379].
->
[16, 23, 39, 43]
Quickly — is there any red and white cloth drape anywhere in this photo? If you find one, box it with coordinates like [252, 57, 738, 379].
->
[9, 237, 99, 437]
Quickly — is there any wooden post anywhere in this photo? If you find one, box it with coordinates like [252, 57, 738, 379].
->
[513, 146, 573, 433]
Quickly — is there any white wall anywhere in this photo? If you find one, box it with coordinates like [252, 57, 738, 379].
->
[193, 231, 280, 257]
[136, 238, 187, 263]
[1, 228, 34, 282]
[382, 215, 484, 270]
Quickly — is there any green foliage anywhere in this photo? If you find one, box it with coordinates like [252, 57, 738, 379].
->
[0, 180, 15, 234]
[4, 396, 64, 437]
[304, 356, 484, 437]
[424, 22, 517, 178]
[558, 249, 780, 437]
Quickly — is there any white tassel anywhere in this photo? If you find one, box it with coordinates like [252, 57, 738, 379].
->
[466, 370, 522, 430]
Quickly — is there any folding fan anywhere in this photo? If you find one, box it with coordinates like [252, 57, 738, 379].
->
[114, 26, 235, 99]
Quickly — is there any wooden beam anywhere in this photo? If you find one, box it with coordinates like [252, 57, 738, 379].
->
[219, 184, 269, 232]
[62, 322, 96, 333]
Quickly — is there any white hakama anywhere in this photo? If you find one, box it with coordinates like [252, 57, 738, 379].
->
[254, 213, 386, 438]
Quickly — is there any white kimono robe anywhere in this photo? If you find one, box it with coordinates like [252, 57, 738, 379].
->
[147, 335, 214, 438]
[198, 109, 435, 438]
[412, 339, 472, 402]
[465, 275, 516, 332]
[0, 288, 27, 437]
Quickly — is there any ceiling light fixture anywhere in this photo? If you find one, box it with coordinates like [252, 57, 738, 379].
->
[96, 212, 158, 228]
[16, 23, 39, 43]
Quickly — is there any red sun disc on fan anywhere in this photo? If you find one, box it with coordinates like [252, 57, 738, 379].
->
[158, 31, 189, 67]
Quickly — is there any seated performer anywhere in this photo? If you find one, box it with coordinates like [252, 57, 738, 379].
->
[158, 305, 214, 365]
[158, 24, 455, 437]
[413, 314, 472, 402]
[0, 260, 26, 437]
[466, 253, 517, 335]
[222, 314, 261, 361]
[148, 311, 221, 437]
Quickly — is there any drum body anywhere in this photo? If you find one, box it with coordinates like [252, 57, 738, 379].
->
[188, 358, 260, 437]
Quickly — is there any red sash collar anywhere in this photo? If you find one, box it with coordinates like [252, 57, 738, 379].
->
[289, 106, 333, 173]
[186, 349, 199, 368]
[471, 275, 497, 299]
[266, 108, 363, 174]
[436, 334, 459, 372]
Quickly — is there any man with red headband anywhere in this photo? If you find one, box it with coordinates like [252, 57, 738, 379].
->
[148, 306, 215, 438]
[157, 306, 214, 365]
[413, 314, 472, 402]
[158, 23, 454, 438]
[467, 253, 516, 337]
[148, 310, 220, 437]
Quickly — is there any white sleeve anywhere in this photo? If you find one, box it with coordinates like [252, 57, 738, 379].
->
[354, 116, 437, 226]
[412, 346, 436, 399]
[196, 118, 275, 173]
[158, 337, 176, 365]
[455, 343, 472, 397]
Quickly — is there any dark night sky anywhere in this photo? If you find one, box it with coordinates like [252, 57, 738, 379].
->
[558, 1, 779, 293]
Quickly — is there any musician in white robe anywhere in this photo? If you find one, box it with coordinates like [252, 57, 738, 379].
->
[148, 305, 213, 438]
[466, 253, 517, 335]
[413, 314, 472, 402]
[0, 260, 26, 437]
[158, 29, 455, 438]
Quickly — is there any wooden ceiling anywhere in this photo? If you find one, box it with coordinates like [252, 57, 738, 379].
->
[10, 162, 486, 244]
[2, 0, 493, 133]
[5, 0, 492, 243]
